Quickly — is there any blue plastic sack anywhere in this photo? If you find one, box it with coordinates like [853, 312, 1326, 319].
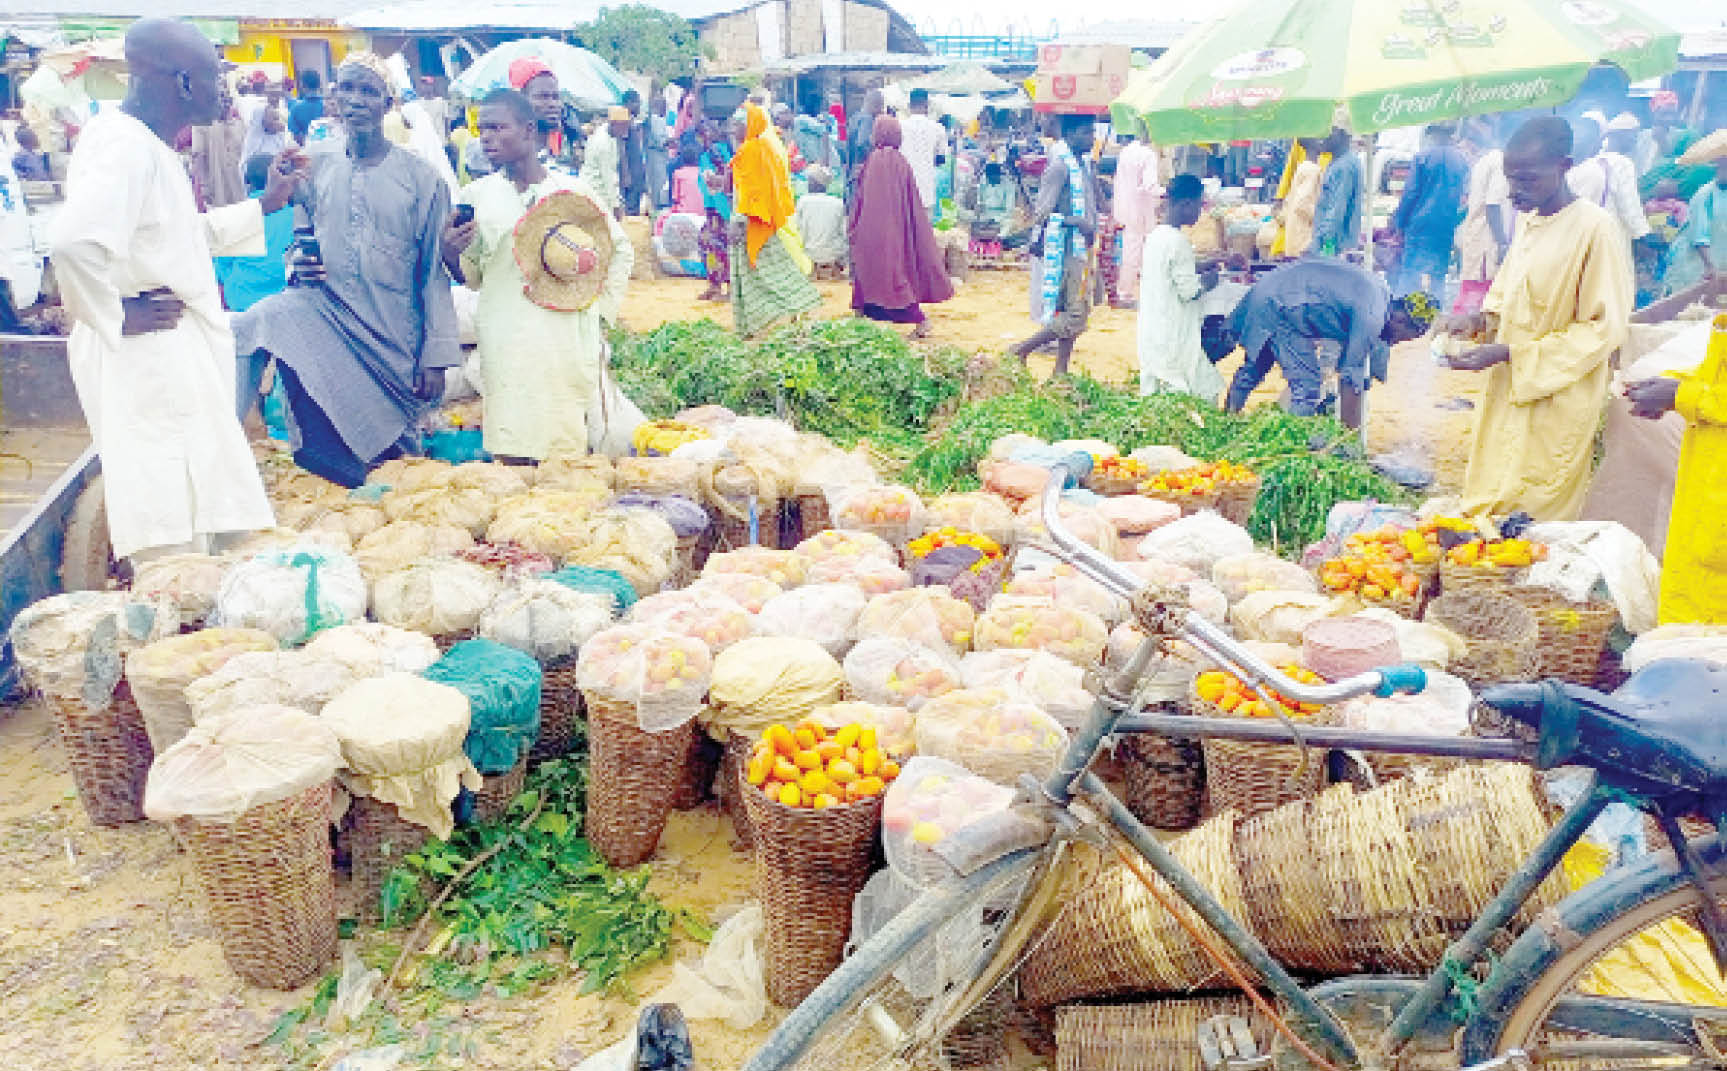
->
[423, 638, 542, 774]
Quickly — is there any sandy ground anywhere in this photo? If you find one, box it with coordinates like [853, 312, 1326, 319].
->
[0, 262, 1491, 1069]
[618, 265, 1487, 491]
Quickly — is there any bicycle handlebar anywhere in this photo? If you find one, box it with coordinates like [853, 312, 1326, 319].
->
[1036, 463, 1426, 706]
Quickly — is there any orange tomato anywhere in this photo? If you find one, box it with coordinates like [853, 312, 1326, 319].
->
[765, 724, 797, 758]
[778, 783, 802, 807]
[794, 727, 817, 751]
[815, 740, 843, 762]
[746, 755, 771, 786]
[794, 749, 821, 771]
[772, 757, 800, 783]
[881, 760, 901, 781]
[828, 759, 859, 784]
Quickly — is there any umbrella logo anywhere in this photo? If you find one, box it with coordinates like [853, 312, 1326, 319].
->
[1210, 47, 1307, 82]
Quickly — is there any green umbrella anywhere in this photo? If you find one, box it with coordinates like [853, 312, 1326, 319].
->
[1110, 0, 1679, 142]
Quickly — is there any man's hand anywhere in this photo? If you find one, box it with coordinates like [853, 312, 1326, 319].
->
[1626, 376, 1681, 420]
[1446, 343, 1511, 372]
[414, 366, 445, 402]
[441, 213, 477, 265]
[259, 147, 307, 215]
[1444, 311, 1487, 339]
[121, 289, 184, 336]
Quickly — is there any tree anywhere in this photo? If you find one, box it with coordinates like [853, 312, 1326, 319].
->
[575, 5, 706, 85]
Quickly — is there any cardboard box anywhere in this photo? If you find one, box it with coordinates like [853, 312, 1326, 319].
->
[1033, 71, 1130, 114]
[1037, 43, 1131, 77]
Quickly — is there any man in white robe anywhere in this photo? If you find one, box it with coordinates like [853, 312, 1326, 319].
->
[50, 19, 299, 561]
[1137, 174, 1223, 399]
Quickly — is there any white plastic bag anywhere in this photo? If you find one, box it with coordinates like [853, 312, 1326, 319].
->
[706, 637, 843, 736]
[9, 591, 173, 708]
[1211, 553, 1318, 605]
[576, 624, 713, 732]
[480, 580, 617, 664]
[959, 649, 1093, 731]
[214, 547, 368, 646]
[882, 756, 1017, 887]
[810, 700, 917, 757]
[370, 559, 503, 638]
[380, 486, 497, 538]
[702, 546, 807, 588]
[973, 595, 1108, 666]
[352, 520, 476, 579]
[830, 484, 927, 546]
[187, 650, 365, 723]
[1334, 670, 1472, 737]
[754, 584, 868, 659]
[1624, 625, 1727, 673]
[627, 588, 756, 653]
[856, 588, 976, 656]
[843, 636, 962, 711]
[319, 673, 481, 839]
[913, 687, 1068, 785]
[644, 904, 767, 1031]
[804, 555, 912, 597]
[793, 528, 898, 569]
[144, 704, 342, 822]
[687, 573, 784, 613]
[130, 553, 228, 625]
[1136, 511, 1254, 574]
[1230, 590, 1349, 647]
[564, 507, 679, 596]
[303, 622, 442, 677]
[125, 628, 279, 752]
[923, 492, 1019, 547]
[1004, 563, 1127, 626]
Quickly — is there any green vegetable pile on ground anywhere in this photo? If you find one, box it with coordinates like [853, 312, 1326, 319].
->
[610, 317, 1410, 552]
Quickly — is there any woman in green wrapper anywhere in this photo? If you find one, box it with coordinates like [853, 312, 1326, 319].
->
[1662, 131, 1727, 298]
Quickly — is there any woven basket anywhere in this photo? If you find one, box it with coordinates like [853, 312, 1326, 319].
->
[533, 659, 583, 763]
[1643, 812, 1716, 854]
[174, 779, 337, 989]
[433, 628, 477, 654]
[1217, 478, 1261, 527]
[1055, 998, 1267, 1071]
[1191, 687, 1332, 820]
[1119, 731, 1205, 832]
[940, 986, 1013, 1069]
[672, 729, 721, 811]
[789, 492, 832, 546]
[1085, 472, 1145, 497]
[741, 778, 882, 1006]
[1019, 816, 1246, 1005]
[1424, 591, 1540, 689]
[1140, 488, 1222, 517]
[721, 729, 759, 847]
[43, 683, 154, 827]
[1439, 560, 1525, 599]
[348, 795, 428, 924]
[584, 695, 694, 868]
[1235, 797, 1360, 973]
[1511, 588, 1619, 686]
[470, 758, 527, 824]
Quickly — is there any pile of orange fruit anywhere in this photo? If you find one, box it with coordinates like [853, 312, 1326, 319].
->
[906, 527, 1004, 568]
[746, 720, 901, 809]
[1194, 665, 1327, 718]
[1318, 524, 1434, 601]
[1445, 537, 1546, 569]
[1092, 455, 1149, 482]
[1140, 460, 1257, 497]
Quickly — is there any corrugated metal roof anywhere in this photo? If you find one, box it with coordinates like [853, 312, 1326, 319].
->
[1049, 20, 1196, 52]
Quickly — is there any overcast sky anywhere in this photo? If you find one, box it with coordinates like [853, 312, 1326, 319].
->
[893, 0, 1723, 42]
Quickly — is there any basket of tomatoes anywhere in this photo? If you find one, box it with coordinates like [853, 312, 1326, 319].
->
[740, 719, 902, 1006]
[1189, 665, 1332, 819]
[1086, 454, 1151, 496]
[1317, 524, 1438, 616]
[1139, 461, 1259, 522]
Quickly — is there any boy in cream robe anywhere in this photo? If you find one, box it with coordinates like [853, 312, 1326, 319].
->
[1445, 117, 1631, 521]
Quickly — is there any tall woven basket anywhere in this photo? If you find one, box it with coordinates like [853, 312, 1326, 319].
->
[43, 681, 154, 827]
[1438, 561, 1525, 599]
[1425, 592, 1540, 689]
[788, 492, 832, 546]
[584, 695, 694, 868]
[741, 778, 882, 1006]
[720, 729, 759, 846]
[348, 795, 429, 924]
[1217, 478, 1261, 527]
[1510, 588, 1619, 686]
[174, 780, 338, 989]
[1055, 998, 1267, 1071]
[1191, 685, 1331, 820]
[671, 729, 720, 811]
[469, 757, 527, 824]
[1235, 797, 1360, 973]
[1119, 731, 1205, 832]
[533, 659, 583, 763]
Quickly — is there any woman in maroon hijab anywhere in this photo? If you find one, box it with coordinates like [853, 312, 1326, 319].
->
[848, 115, 954, 338]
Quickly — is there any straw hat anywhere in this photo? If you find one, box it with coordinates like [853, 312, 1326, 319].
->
[513, 190, 613, 312]
[1679, 129, 1727, 168]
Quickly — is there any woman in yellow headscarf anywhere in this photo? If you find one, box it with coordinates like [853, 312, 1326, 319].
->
[728, 103, 822, 337]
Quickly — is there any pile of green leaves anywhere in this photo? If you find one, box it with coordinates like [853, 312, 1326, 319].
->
[377, 757, 704, 1001]
[610, 318, 968, 455]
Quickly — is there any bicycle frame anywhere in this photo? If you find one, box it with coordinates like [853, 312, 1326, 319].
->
[1020, 460, 1704, 1067]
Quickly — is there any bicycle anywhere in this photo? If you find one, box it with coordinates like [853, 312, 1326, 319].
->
[744, 454, 1727, 1071]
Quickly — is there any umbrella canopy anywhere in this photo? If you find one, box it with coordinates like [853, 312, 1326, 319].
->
[908, 61, 1014, 97]
[1111, 0, 1679, 143]
[451, 38, 632, 112]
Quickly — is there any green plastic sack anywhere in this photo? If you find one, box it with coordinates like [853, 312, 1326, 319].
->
[549, 565, 639, 615]
[423, 638, 542, 774]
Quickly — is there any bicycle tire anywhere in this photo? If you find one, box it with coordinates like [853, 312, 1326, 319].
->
[1460, 833, 1727, 1065]
[741, 848, 1041, 1071]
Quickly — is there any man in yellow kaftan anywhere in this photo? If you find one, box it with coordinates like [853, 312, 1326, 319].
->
[1627, 314, 1727, 624]
[1446, 117, 1631, 521]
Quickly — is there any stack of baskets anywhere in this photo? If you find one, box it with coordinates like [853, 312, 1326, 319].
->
[1118, 728, 1205, 832]
[741, 765, 884, 1006]
[1054, 998, 1267, 1071]
[1425, 591, 1540, 688]
[702, 460, 785, 551]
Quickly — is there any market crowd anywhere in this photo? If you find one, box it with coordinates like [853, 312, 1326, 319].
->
[15, 18, 1727, 630]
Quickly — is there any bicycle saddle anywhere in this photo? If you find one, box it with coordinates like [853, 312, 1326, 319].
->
[1482, 659, 1727, 800]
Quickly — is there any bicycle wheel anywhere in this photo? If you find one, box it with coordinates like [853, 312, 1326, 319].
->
[743, 848, 1044, 1071]
[1462, 834, 1727, 1069]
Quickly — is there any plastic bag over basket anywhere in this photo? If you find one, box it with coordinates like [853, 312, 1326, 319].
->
[144, 704, 342, 823]
[1212, 552, 1319, 605]
[973, 595, 1108, 666]
[829, 484, 927, 546]
[754, 584, 867, 659]
[423, 639, 544, 774]
[914, 687, 1068, 785]
[792, 528, 897, 569]
[924, 492, 1018, 548]
[882, 755, 1017, 888]
[628, 589, 756, 653]
[843, 636, 962, 711]
[213, 547, 367, 646]
[549, 565, 639, 615]
[1004, 563, 1127, 626]
[686, 572, 783, 613]
[480, 580, 616, 664]
[370, 558, 503, 638]
[319, 673, 481, 840]
[563, 508, 679, 597]
[577, 624, 713, 732]
[856, 587, 975, 656]
[352, 520, 475, 578]
[707, 637, 843, 737]
[130, 553, 228, 625]
[803, 556, 910, 597]
[1135, 511, 1254, 574]
[702, 546, 806, 588]
[126, 628, 280, 752]
[959, 649, 1093, 731]
[11, 591, 176, 707]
